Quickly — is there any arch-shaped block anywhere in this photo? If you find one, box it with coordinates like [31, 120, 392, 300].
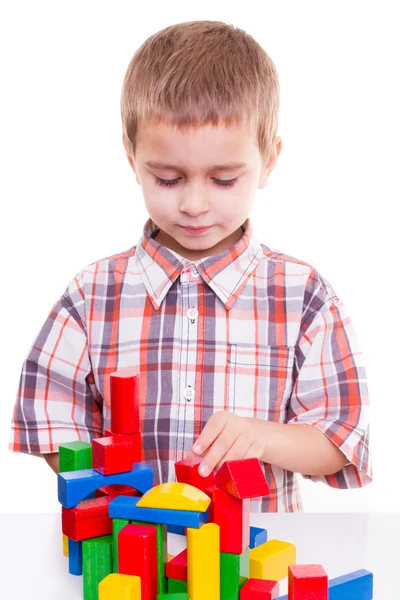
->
[136, 482, 210, 512]
[58, 462, 153, 509]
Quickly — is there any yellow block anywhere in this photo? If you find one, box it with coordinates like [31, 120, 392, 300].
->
[187, 523, 220, 600]
[98, 573, 141, 599]
[250, 539, 296, 581]
[62, 533, 69, 557]
[136, 482, 211, 512]
[167, 553, 175, 562]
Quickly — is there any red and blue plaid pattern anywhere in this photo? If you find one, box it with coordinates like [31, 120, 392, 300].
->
[9, 217, 372, 511]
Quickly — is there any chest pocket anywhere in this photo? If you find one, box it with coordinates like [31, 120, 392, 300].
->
[227, 343, 295, 422]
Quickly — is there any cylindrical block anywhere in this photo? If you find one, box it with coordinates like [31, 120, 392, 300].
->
[110, 371, 140, 434]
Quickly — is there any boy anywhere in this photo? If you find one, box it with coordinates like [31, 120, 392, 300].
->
[9, 20, 372, 511]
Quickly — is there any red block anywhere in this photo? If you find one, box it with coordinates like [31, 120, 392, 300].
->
[205, 486, 250, 554]
[240, 578, 280, 599]
[95, 484, 140, 498]
[118, 524, 158, 600]
[62, 496, 113, 541]
[110, 370, 140, 434]
[166, 548, 187, 581]
[92, 434, 141, 475]
[214, 458, 270, 499]
[174, 457, 215, 491]
[288, 565, 328, 599]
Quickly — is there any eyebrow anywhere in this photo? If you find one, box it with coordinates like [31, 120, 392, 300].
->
[144, 160, 248, 171]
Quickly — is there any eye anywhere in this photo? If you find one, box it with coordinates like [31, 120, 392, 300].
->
[154, 176, 239, 188]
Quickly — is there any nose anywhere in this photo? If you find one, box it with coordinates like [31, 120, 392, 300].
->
[179, 187, 210, 216]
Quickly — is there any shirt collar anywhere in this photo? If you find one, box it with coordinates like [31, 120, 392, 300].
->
[135, 217, 264, 310]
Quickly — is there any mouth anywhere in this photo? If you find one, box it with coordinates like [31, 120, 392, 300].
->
[181, 225, 213, 234]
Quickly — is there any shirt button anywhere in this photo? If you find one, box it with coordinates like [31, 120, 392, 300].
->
[183, 386, 194, 401]
[190, 268, 200, 278]
[187, 308, 199, 321]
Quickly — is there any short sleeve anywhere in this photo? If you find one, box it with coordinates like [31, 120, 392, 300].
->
[9, 271, 103, 454]
[287, 288, 373, 488]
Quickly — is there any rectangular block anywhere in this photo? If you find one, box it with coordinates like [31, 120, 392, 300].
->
[174, 457, 215, 491]
[92, 435, 140, 476]
[249, 527, 268, 549]
[82, 534, 113, 600]
[221, 548, 250, 599]
[241, 578, 280, 599]
[250, 540, 296, 581]
[63, 533, 69, 557]
[166, 548, 187, 581]
[168, 579, 188, 594]
[99, 573, 141, 599]
[187, 523, 220, 600]
[289, 565, 328, 599]
[108, 495, 208, 528]
[62, 496, 113, 541]
[167, 524, 186, 535]
[96, 484, 140, 498]
[112, 518, 129, 573]
[205, 486, 250, 553]
[118, 524, 158, 600]
[131, 519, 168, 595]
[110, 371, 140, 434]
[59, 441, 92, 472]
[328, 569, 373, 599]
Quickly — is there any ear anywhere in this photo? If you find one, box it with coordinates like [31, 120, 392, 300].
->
[259, 136, 282, 189]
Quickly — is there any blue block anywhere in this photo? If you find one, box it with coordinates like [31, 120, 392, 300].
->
[167, 524, 186, 535]
[249, 526, 268, 549]
[68, 538, 82, 576]
[108, 496, 209, 528]
[328, 569, 373, 599]
[58, 462, 153, 508]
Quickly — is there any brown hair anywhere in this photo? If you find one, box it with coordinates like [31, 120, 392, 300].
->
[120, 20, 280, 163]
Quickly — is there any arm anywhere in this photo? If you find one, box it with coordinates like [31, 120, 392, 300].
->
[42, 452, 59, 474]
[245, 418, 348, 476]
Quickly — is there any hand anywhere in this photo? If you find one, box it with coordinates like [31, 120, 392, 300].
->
[188, 411, 266, 477]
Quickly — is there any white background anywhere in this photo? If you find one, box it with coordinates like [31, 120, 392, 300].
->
[1, 1, 399, 514]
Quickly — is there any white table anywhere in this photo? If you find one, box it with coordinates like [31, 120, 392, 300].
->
[0, 513, 396, 598]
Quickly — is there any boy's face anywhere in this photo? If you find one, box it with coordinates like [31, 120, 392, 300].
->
[125, 120, 282, 260]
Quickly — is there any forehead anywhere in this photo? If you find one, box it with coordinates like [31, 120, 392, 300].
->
[136, 120, 259, 170]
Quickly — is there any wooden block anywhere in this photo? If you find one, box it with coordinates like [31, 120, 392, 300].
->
[214, 458, 270, 499]
[250, 540, 296, 581]
[131, 519, 168, 595]
[167, 524, 186, 535]
[288, 565, 328, 599]
[166, 549, 187, 581]
[174, 457, 215, 491]
[205, 486, 250, 554]
[62, 496, 113, 541]
[328, 569, 373, 599]
[58, 462, 153, 508]
[63, 533, 69, 557]
[59, 441, 92, 472]
[110, 371, 140, 434]
[112, 518, 130, 573]
[118, 524, 158, 600]
[167, 554, 175, 562]
[96, 484, 140, 498]
[137, 482, 210, 512]
[220, 548, 249, 599]
[82, 534, 113, 600]
[187, 523, 220, 600]
[98, 573, 141, 599]
[249, 527, 268, 549]
[168, 579, 188, 594]
[109, 496, 208, 529]
[240, 578, 280, 599]
[68, 538, 82, 575]
[92, 435, 139, 476]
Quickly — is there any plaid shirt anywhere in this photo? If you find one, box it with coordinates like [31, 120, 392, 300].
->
[9, 217, 372, 511]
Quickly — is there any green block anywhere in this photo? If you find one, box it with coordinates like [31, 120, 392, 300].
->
[59, 441, 92, 472]
[82, 534, 113, 600]
[168, 578, 187, 594]
[112, 518, 129, 573]
[157, 595, 189, 599]
[220, 548, 250, 600]
[131, 520, 167, 594]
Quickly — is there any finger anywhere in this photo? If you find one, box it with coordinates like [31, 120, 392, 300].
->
[192, 411, 228, 456]
[215, 432, 253, 472]
[198, 424, 241, 477]
[183, 449, 200, 462]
